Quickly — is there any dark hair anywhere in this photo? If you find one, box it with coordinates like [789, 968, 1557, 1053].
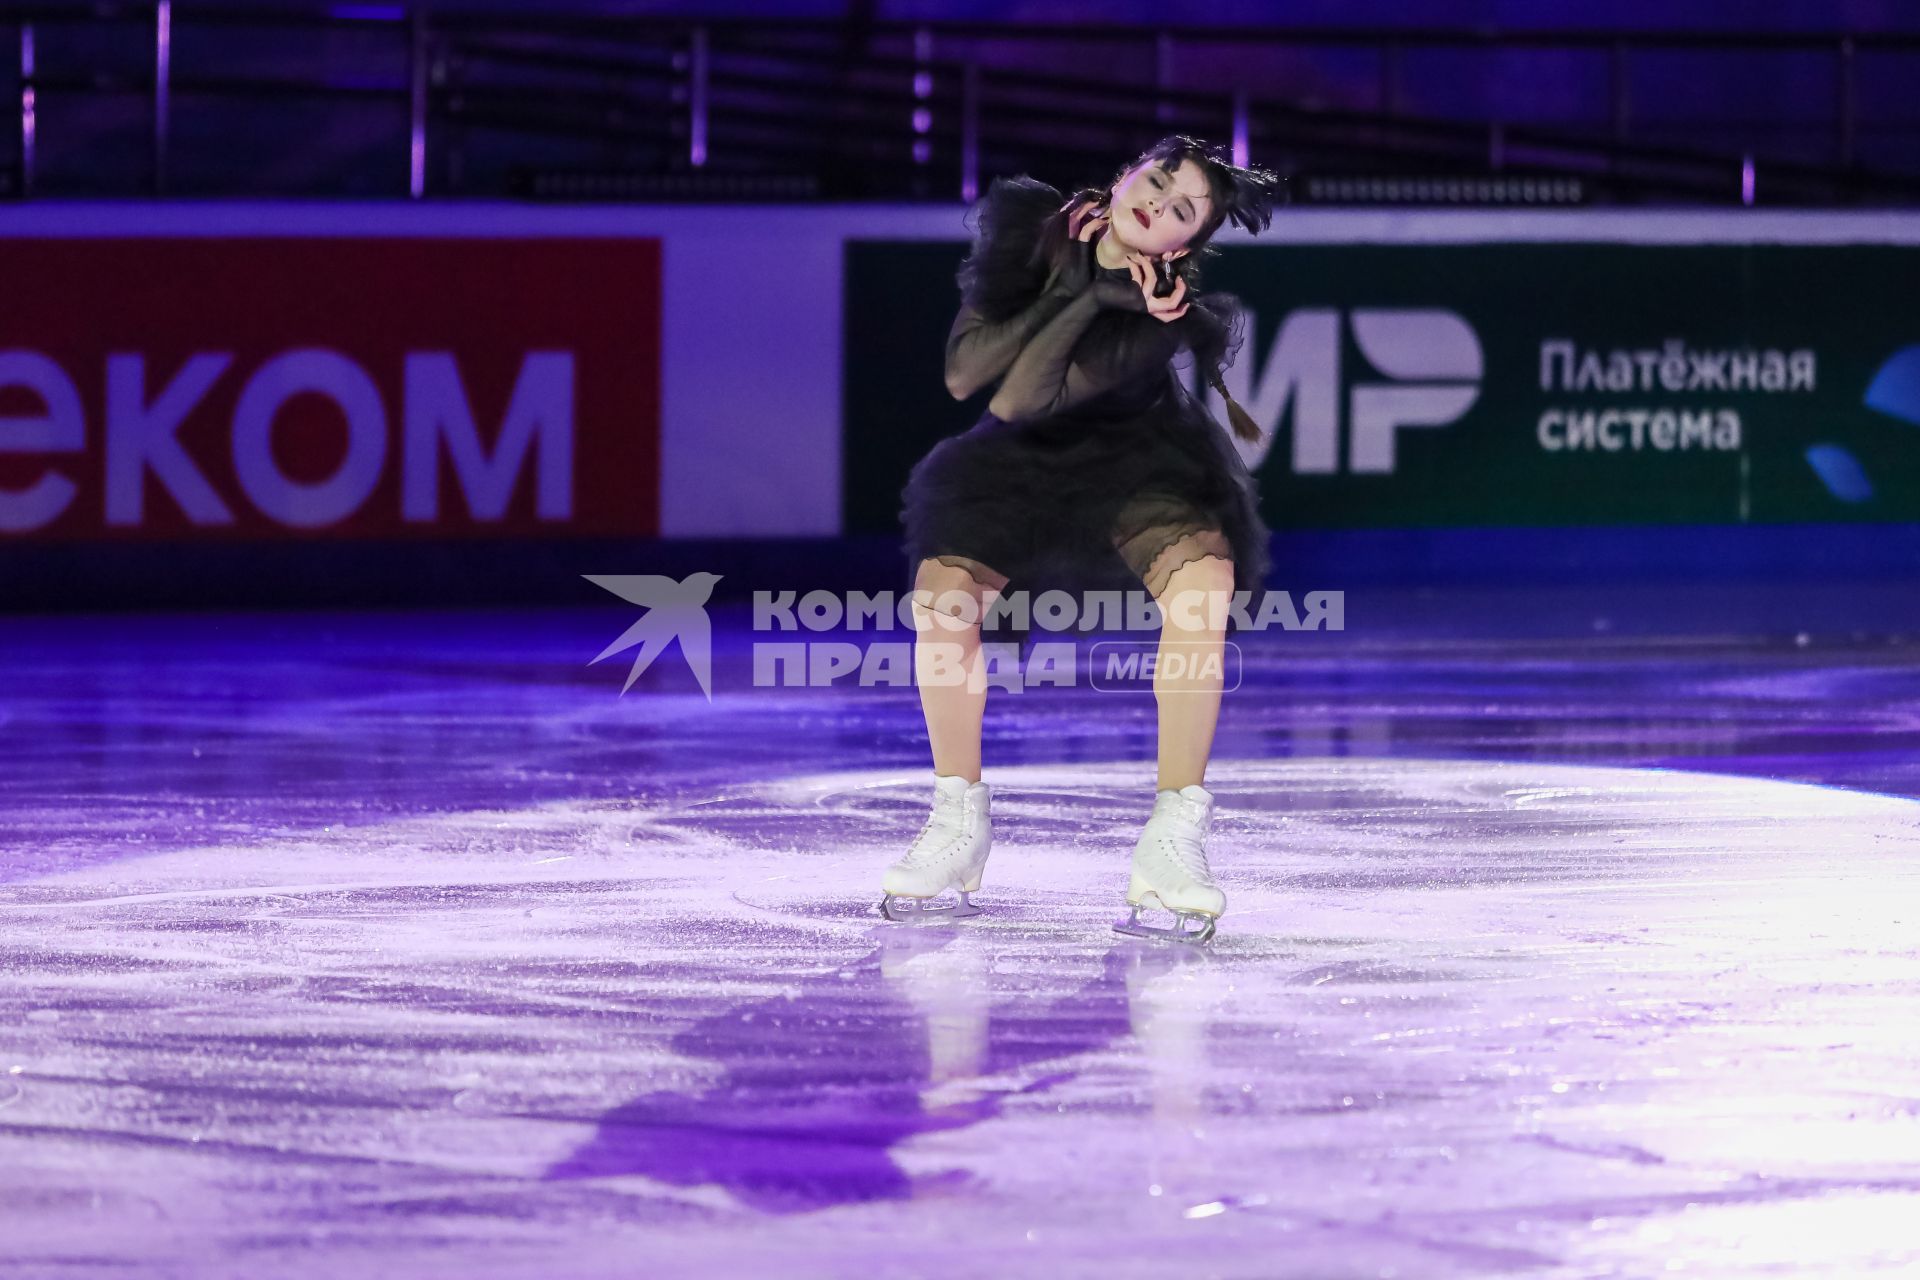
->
[1036, 135, 1287, 442]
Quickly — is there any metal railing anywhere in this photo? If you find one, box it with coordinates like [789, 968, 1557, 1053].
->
[7, 5, 1920, 203]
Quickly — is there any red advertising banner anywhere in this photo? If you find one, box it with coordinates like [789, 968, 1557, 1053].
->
[0, 238, 661, 541]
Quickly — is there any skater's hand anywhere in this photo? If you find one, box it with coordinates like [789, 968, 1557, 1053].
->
[1065, 195, 1108, 243]
[1039, 196, 1106, 298]
[1093, 252, 1189, 321]
[1129, 254, 1189, 322]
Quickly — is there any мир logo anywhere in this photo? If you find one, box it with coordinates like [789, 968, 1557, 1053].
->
[1209, 308, 1483, 474]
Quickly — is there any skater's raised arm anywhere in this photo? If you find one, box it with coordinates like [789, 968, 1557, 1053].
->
[985, 273, 1183, 424]
[943, 286, 1083, 401]
[945, 190, 1111, 401]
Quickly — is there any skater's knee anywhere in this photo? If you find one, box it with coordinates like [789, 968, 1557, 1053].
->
[1147, 534, 1235, 604]
[916, 555, 1008, 594]
[913, 557, 1004, 626]
[1170, 553, 1235, 596]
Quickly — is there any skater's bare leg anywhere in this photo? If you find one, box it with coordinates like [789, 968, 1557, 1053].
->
[1107, 536, 1234, 944]
[1145, 536, 1234, 792]
[912, 557, 1010, 784]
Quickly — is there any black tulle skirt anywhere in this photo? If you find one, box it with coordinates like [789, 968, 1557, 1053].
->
[899, 374, 1272, 649]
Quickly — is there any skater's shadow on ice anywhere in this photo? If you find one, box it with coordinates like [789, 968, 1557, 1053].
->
[542, 929, 1188, 1213]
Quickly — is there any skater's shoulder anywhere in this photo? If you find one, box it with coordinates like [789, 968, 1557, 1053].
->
[956, 175, 1069, 318]
[965, 174, 1066, 248]
[981, 173, 1064, 208]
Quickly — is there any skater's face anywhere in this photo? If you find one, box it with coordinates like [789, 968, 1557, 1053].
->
[1107, 156, 1211, 260]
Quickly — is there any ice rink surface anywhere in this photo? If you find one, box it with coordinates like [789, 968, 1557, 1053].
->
[3, 589, 1919, 1279]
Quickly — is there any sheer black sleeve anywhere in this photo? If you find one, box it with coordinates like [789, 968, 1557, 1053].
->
[944, 172, 1182, 421]
[942, 173, 1084, 400]
[944, 272, 1085, 400]
[985, 279, 1181, 423]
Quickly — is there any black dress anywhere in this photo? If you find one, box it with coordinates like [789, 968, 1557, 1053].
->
[899, 174, 1272, 652]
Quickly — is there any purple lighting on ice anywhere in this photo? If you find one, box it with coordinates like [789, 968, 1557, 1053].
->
[4, 575, 1920, 1277]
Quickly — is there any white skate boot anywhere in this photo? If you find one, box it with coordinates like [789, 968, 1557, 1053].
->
[879, 774, 993, 922]
[1113, 783, 1225, 945]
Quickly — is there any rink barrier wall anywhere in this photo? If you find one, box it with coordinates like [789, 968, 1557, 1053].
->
[3, 202, 1920, 609]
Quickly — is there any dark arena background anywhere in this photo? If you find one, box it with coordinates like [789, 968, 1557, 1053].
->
[4, 3, 1920, 1277]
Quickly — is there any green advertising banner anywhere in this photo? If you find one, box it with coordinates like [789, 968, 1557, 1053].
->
[844, 239, 1920, 534]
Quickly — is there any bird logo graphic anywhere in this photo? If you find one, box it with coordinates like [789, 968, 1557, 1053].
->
[584, 572, 724, 700]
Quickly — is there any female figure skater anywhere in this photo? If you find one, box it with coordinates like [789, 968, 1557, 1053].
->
[880, 135, 1283, 944]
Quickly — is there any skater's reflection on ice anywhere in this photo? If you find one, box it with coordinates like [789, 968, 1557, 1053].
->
[541, 927, 1231, 1214]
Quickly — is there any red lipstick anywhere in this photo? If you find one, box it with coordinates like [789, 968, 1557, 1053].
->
[1133, 207, 1151, 229]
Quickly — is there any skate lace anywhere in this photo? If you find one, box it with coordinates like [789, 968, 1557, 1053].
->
[1157, 799, 1215, 884]
[900, 799, 968, 869]
[1165, 832, 1213, 882]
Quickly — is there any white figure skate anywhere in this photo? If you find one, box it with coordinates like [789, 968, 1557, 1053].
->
[1113, 783, 1224, 945]
[879, 774, 993, 922]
